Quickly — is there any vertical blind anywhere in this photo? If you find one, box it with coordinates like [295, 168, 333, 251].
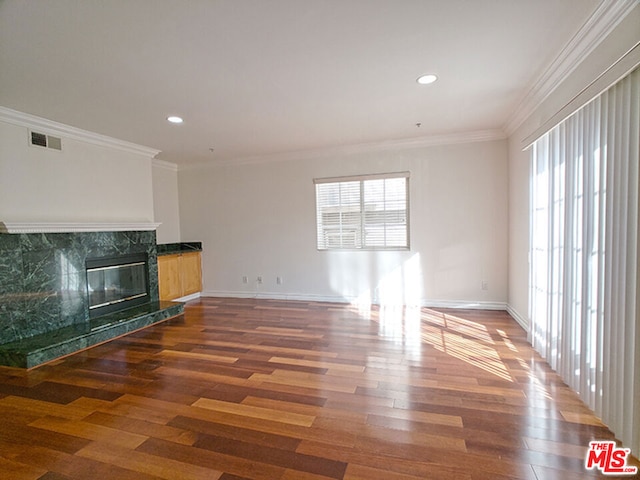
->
[530, 68, 639, 453]
[314, 172, 409, 250]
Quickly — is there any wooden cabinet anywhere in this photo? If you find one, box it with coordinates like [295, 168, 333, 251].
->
[158, 251, 202, 301]
[180, 252, 202, 296]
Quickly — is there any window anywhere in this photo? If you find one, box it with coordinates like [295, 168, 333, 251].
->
[314, 172, 409, 250]
[529, 68, 639, 453]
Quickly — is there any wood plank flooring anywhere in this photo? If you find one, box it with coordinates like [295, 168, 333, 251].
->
[0, 297, 637, 479]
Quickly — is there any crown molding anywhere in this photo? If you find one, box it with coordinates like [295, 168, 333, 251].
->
[152, 159, 179, 171]
[182, 129, 507, 170]
[522, 41, 639, 149]
[0, 222, 161, 234]
[504, 0, 637, 135]
[0, 106, 161, 158]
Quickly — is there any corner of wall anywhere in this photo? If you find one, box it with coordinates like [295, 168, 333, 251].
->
[152, 159, 181, 244]
[506, 304, 529, 332]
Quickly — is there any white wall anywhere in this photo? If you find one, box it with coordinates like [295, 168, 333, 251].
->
[152, 160, 181, 244]
[179, 138, 508, 307]
[0, 117, 155, 224]
[506, 138, 529, 328]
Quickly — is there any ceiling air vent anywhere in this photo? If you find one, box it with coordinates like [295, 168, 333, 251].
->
[29, 130, 62, 151]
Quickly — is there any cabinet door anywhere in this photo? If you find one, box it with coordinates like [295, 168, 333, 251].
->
[158, 254, 182, 301]
[181, 252, 202, 296]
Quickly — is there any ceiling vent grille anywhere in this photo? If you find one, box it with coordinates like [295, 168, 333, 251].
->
[29, 130, 62, 151]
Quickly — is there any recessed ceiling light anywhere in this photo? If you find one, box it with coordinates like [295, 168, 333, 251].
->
[416, 74, 438, 85]
[167, 116, 183, 124]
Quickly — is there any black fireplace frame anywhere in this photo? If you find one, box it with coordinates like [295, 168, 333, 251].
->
[85, 252, 150, 318]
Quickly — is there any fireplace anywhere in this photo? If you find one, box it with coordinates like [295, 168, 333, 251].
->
[86, 252, 150, 318]
[0, 229, 189, 368]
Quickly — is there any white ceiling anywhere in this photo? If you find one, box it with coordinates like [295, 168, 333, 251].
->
[0, 0, 604, 166]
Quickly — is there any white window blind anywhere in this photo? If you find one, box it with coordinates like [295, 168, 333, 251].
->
[529, 67, 639, 454]
[314, 172, 409, 250]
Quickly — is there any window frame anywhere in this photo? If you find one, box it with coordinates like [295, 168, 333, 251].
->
[313, 171, 410, 251]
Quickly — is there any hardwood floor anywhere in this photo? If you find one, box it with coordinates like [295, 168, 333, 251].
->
[0, 297, 637, 479]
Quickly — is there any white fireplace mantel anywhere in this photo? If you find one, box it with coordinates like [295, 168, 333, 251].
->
[0, 222, 162, 234]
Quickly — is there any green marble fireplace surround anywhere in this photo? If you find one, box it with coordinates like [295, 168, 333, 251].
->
[0, 230, 184, 368]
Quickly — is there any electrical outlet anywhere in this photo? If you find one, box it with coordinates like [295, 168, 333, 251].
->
[257, 275, 263, 284]
[242, 275, 248, 284]
[481, 280, 488, 291]
[276, 276, 283, 285]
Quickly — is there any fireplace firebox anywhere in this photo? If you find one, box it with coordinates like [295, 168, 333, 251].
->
[86, 252, 150, 318]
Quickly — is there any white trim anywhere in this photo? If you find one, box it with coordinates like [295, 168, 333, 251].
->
[152, 159, 179, 172]
[0, 106, 161, 158]
[0, 222, 161, 234]
[522, 42, 640, 149]
[181, 129, 506, 170]
[201, 290, 508, 311]
[314, 171, 410, 184]
[504, 0, 637, 135]
[506, 305, 529, 331]
[421, 300, 508, 311]
[201, 290, 352, 304]
[174, 292, 201, 302]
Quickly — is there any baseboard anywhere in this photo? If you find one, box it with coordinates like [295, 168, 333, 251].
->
[201, 291, 353, 304]
[421, 300, 508, 310]
[201, 291, 508, 311]
[174, 292, 201, 302]
[507, 304, 529, 331]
